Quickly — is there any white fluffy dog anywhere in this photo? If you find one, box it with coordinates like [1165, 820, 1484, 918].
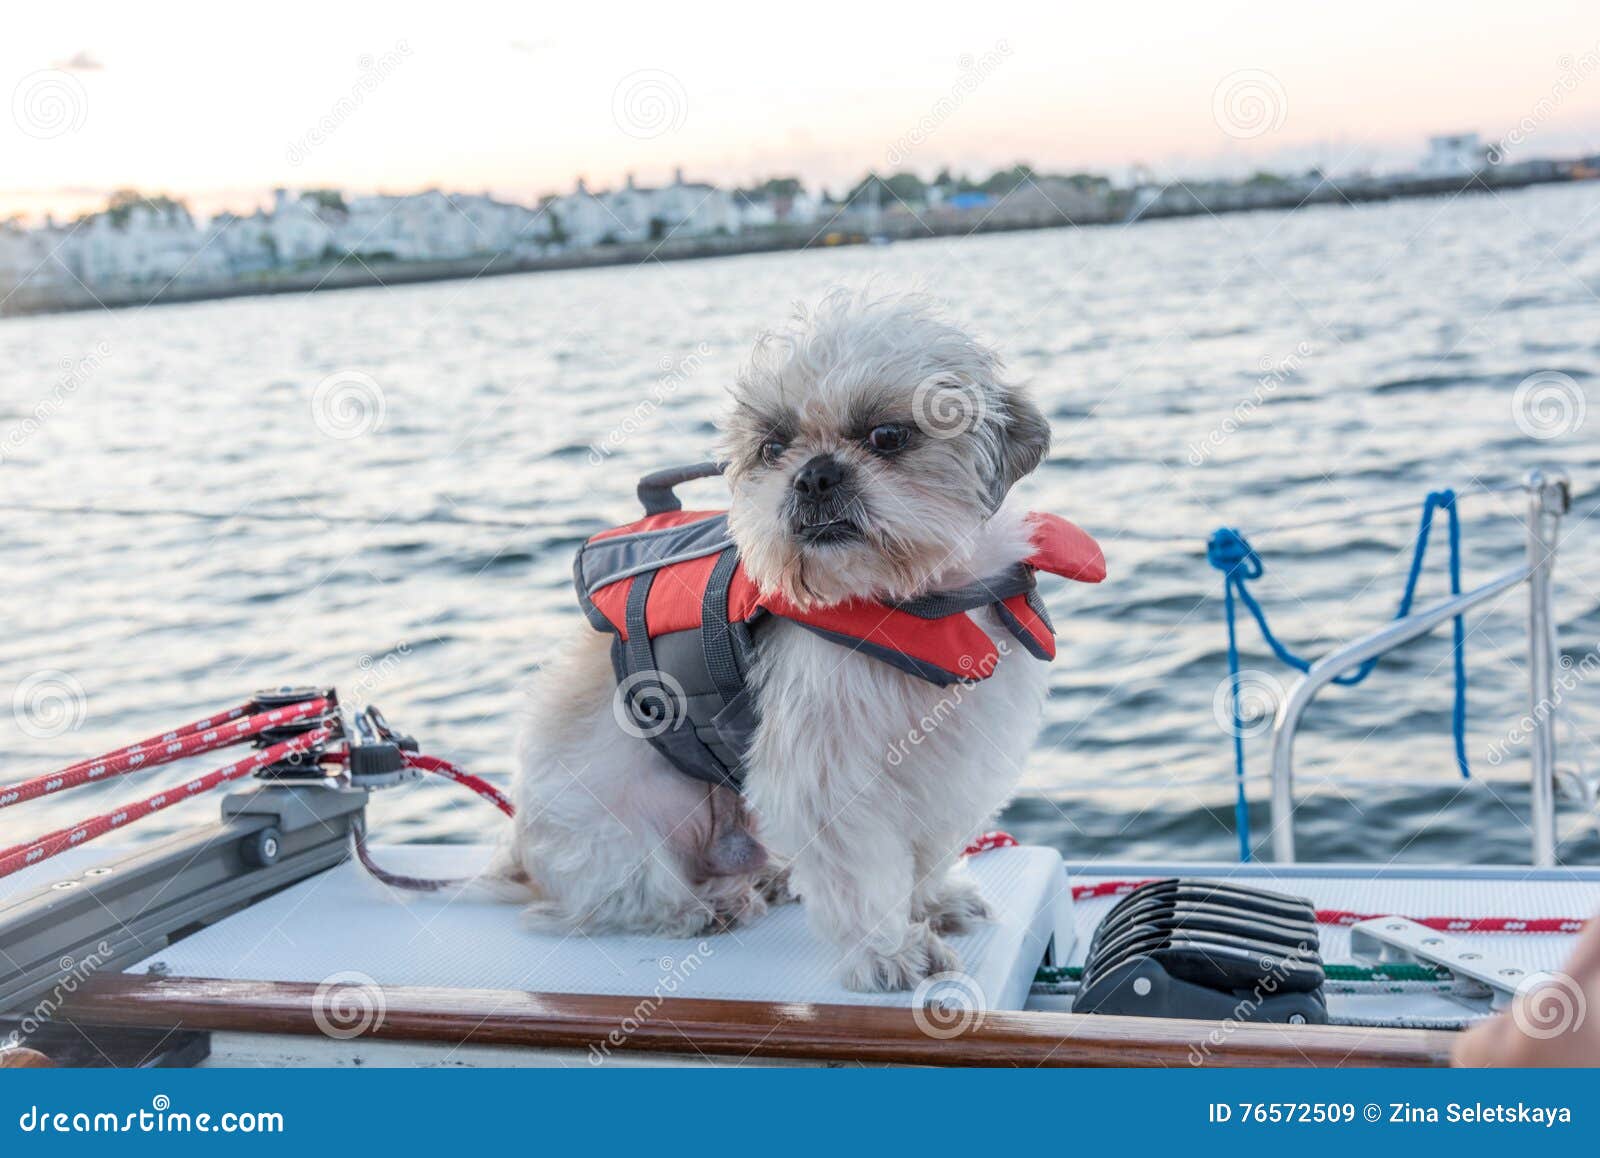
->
[492, 289, 1055, 992]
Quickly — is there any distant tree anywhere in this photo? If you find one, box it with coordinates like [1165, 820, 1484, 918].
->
[884, 172, 926, 202]
[979, 165, 1034, 195]
[104, 189, 190, 228]
[845, 171, 927, 205]
[761, 176, 804, 198]
[734, 176, 805, 201]
[844, 173, 882, 204]
[305, 189, 347, 213]
[1060, 172, 1111, 192]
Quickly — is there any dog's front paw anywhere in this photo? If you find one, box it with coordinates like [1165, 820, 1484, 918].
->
[915, 879, 994, 936]
[756, 865, 796, 907]
[698, 884, 768, 935]
[838, 925, 961, 992]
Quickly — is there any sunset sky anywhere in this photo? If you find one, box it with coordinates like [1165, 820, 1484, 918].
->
[4, 0, 1599, 222]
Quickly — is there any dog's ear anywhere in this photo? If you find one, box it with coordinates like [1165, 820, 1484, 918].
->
[992, 388, 1051, 503]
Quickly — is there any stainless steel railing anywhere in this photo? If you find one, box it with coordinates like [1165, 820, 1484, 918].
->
[1269, 469, 1573, 865]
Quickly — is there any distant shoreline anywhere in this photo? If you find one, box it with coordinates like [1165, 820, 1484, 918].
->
[3, 170, 1586, 320]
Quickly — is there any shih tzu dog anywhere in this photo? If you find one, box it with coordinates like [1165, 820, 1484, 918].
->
[490, 288, 1060, 992]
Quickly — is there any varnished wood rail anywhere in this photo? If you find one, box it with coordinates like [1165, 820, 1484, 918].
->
[58, 975, 1455, 1067]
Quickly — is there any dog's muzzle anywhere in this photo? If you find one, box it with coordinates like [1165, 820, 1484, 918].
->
[789, 454, 863, 544]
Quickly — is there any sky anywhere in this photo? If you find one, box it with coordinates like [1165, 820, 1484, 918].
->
[4, 0, 1600, 222]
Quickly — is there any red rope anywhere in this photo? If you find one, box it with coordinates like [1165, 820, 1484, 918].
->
[402, 752, 515, 817]
[0, 697, 327, 810]
[0, 727, 334, 880]
[962, 831, 1018, 856]
[1069, 877, 1152, 901]
[332, 750, 513, 893]
[321, 748, 515, 817]
[959, 845, 1590, 933]
[1314, 909, 1587, 934]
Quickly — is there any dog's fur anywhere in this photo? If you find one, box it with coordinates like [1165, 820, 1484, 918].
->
[491, 289, 1054, 990]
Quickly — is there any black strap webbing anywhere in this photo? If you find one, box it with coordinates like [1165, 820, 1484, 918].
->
[623, 569, 658, 691]
[699, 547, 744, 704]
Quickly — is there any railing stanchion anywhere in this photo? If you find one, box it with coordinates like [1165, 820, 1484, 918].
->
[1525, 469, 1569, 867]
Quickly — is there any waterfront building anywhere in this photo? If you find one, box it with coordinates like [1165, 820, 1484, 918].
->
[1419, 133, 1487, 176]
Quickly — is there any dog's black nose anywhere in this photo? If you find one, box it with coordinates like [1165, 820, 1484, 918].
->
[793, 455, 844, 500]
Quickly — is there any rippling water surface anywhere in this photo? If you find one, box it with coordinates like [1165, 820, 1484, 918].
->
[4, 183, 1600, 866]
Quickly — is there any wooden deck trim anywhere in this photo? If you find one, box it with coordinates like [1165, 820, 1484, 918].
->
[59, 975, 1455, 1067]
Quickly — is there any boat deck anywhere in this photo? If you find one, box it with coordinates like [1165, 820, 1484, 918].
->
[8, 845, 1600, 1066]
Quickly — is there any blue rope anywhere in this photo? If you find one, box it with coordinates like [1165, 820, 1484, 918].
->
[1206, 490, 1469, 862]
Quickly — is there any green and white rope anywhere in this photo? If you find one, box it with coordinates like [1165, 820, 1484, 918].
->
[1031, 961, 1472, 1000]
[1033, 961, 1457, 987]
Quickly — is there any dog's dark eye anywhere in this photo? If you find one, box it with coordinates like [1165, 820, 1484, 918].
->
[759, 438, 787, 467]
[865, 424, 912, 455]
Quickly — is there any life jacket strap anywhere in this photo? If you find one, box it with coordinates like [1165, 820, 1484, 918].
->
[888, 563, 1038, 619]
[605, 538, 755, 790]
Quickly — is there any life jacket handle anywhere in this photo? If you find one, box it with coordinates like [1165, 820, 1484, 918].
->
[637, 461, 726, 515]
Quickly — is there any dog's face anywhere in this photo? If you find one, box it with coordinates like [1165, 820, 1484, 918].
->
[719, 291, 1050, 608]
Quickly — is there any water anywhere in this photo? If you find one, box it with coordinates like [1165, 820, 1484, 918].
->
[4, 182, 1599, 867]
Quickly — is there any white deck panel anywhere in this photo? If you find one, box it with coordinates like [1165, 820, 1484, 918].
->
[130, 844, 1070, 1011]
